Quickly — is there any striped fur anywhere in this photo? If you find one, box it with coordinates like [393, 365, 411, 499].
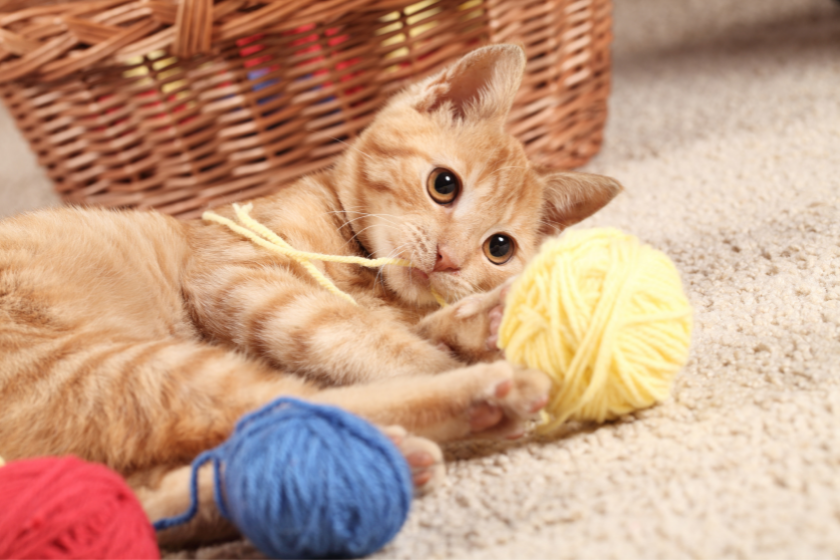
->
[0, 45, 620, 545]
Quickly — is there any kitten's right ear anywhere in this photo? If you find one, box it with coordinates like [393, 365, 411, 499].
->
[409, 44, 526, 123]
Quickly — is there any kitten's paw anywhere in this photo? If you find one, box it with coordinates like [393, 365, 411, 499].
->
[381, 425, 445, 494]
[432, 277, 515, 361]
[453, 276, 514, 319]
[484, 300, 506, 352]
[468, 361, 550, 439]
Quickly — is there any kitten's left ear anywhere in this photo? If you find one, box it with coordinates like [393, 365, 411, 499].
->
[539, 171, 623, 236]
[412, 44, 526, 122]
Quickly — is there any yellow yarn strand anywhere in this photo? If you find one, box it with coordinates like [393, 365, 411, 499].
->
[430, 288, 448, 307]
[498, 228, 693, 433]
[203, 203, 447, 306]
[203, 206, 357, 304]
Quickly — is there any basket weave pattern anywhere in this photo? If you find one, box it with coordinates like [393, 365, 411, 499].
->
[0, 0, 612, 219]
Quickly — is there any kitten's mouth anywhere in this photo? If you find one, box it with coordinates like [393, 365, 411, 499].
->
[398, 264, 447, 306]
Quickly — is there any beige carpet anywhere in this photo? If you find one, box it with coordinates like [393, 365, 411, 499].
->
[3, 0, 840, 558]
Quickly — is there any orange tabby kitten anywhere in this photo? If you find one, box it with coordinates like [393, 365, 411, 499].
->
[0, 45, 620, 545]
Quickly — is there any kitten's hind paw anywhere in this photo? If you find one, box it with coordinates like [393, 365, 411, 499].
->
[380, 425, 445, 494]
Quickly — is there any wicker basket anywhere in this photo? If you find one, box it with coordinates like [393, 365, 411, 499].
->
[0, 0, 612, 219]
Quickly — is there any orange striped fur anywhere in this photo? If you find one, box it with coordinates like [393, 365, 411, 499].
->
[0, 45, 620, 546]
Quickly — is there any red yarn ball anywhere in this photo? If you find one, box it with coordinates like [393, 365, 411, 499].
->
[0, 456, 160, 559]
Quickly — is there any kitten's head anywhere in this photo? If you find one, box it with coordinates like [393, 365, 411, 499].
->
[335, 45, 621, 306]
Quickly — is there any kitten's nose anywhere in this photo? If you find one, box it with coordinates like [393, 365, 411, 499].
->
[433, 245, 460, 273]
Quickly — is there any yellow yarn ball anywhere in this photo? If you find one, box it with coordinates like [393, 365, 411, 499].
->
[498, 228, 693, 433]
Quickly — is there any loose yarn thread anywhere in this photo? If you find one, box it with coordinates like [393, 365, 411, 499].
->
[154, 398, 413, 559]
[203, 203, 448, 306]
[0, 456, 160, 560]
[499, 228, 693, 433]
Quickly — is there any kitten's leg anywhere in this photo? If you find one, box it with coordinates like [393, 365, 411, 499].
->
[134, 426, 443, 550]
[0, 335, 317, 474]
[133, 363, 547, 549]
[131, 463, 237, 550]
[131, 362, 545, 550]
[414, 278, 515, 364]
[187, 264, 462, 384]
[315, 360, 550, 442]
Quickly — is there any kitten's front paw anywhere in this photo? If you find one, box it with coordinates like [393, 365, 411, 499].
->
[455, 277, 513, 352]
[381, 425, 445, 494]
[467, 361, 550, 440]
[421, 277, 516, 363]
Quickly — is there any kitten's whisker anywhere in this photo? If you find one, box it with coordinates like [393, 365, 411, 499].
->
[386, 241, 413, 261]
[342, 224, 401, 254]
[359, 212, 403, 226]
[338, 215, 376, 229]
[326, 209, 403, 234]
[339, 213, 401, 230]
[321, 209, 371, 223]
[336, 215, 403, 233]
[323, 207, 372, 217]
[346, 223, 395, 246]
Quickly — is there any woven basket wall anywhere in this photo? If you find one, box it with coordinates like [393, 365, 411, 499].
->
[0, 0, 612, 219]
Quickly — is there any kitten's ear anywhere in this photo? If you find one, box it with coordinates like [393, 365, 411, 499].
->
[539, 171, 623, 236]
[411, 44, 526, 122]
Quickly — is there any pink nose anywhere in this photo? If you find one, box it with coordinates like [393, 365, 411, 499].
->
[433, 245, 460, 273]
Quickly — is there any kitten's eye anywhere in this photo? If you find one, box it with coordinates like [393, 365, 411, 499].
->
[483, 234, 515, 265]
[427, 168, 460, 205]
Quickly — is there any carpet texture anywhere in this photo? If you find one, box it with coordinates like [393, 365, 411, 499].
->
[2, 0, 838, 558]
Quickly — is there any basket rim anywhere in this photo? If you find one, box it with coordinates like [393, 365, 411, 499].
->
[0, 0, 454, 83]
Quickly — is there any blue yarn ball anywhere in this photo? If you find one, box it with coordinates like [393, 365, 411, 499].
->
[154, 399, 413, 559]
